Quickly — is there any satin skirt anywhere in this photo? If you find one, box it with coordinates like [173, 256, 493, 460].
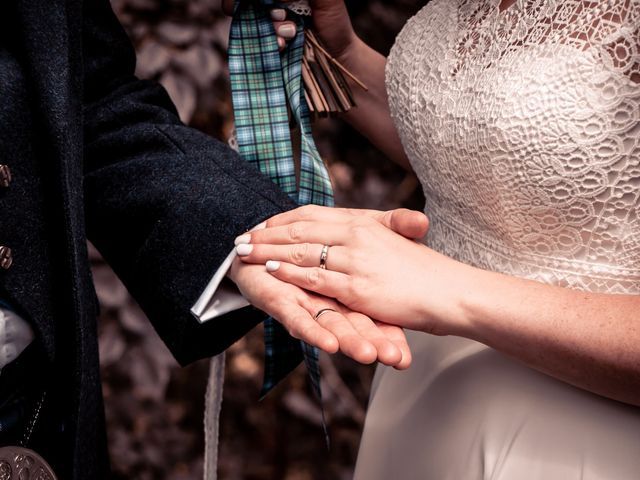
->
[354, 332, 640, 480]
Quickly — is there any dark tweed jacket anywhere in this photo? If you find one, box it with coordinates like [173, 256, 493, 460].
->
[0, 0, 296, 476]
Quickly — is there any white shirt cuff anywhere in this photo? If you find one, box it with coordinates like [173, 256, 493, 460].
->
[191, 221, 266, 323]
[190, 249, 249, 323]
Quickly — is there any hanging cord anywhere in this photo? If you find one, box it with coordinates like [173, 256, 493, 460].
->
[203, 353, 226, 480]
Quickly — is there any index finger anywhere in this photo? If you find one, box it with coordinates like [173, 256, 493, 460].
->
[248, 221, 350, 246]
[266, 205, 382, 228]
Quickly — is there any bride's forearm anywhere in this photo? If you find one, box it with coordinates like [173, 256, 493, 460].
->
[336, 38, 410, 170]
[454, 267, 640, 406]
[244, 209, 638, 404]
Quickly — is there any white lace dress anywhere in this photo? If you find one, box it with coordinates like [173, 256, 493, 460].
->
[354, 1, 640, 478]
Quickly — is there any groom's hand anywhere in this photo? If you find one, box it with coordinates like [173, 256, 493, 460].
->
[229, 259, 412, 369]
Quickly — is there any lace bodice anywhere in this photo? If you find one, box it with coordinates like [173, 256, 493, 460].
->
[386, 0, 640, 294]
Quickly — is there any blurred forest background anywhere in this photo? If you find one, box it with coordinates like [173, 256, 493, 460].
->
[97, 1, 426, 478]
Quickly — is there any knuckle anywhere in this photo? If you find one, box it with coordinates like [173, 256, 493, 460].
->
[351, 216, 371, 228]
[383, 210, 395, 227]
[348, 248, 365, 265]
[349, 221, 371, 240]
[306, 268, 322, 287]
[290, 243, 310, 264]
[298, 205, 317, 219]
[288, 224, 303, 241]
[264, 216, 278, 228]
[262, 289, 279, 307]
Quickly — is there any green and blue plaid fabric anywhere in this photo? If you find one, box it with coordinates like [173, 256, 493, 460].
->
[229, 0, 334, 416]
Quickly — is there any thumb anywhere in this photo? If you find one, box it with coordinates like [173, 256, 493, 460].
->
[379, 209, 429, 240]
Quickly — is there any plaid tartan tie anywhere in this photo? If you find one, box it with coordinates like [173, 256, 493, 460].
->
[228, 1, 334, 416]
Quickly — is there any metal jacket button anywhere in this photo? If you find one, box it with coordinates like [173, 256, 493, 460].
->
[0, 246, 12, 270]
[0, 165, 11, 188]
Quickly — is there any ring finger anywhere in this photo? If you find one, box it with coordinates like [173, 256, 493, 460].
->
[313, 309, 377, 364]
[266, 261, 350, 300]
[237, 243, 349, 272]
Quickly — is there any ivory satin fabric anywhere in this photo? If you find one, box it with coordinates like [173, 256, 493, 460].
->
[354, 1, 640, 478]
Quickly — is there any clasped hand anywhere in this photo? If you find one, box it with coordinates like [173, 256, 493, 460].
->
[229, 206, 430, 369]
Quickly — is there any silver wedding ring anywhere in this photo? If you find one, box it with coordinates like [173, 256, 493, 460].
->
[319, 244, 330, 269]
[314, 308, 337, 321]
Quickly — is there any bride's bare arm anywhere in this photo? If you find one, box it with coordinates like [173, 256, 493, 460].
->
[270, 0, 411, 169]
[459, 264, 640, 408]
[239, 207, 640, 407]
[337, 40, 411, 170]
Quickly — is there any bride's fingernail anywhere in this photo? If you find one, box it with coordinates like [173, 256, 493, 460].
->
[276, 24, 296, 39]
[236, 244, 253, 256]
[234, 233, 251, 246]
[270, 9, 287, 21]
[266, 260, 281, 272]
[253, 221, 267, 231]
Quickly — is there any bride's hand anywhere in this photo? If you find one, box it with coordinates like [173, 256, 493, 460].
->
[223, 0, 358, 57]
[237, 206, 474, 335]
[275, 1, 357, 58]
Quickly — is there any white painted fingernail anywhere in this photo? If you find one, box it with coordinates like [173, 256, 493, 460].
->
[236, 244, 254, 256]
[276, 24, 296, 39]
[266, 260, 281, 272]
[234, 233, 251, 246]
[252, 221, 267, 231]
[270, 8, 287, 21]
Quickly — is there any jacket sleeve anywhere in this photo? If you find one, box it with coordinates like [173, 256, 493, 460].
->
[81, 0, 297, 365]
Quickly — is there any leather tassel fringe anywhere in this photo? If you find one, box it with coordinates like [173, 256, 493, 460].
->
[302, 30, 368, 119]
